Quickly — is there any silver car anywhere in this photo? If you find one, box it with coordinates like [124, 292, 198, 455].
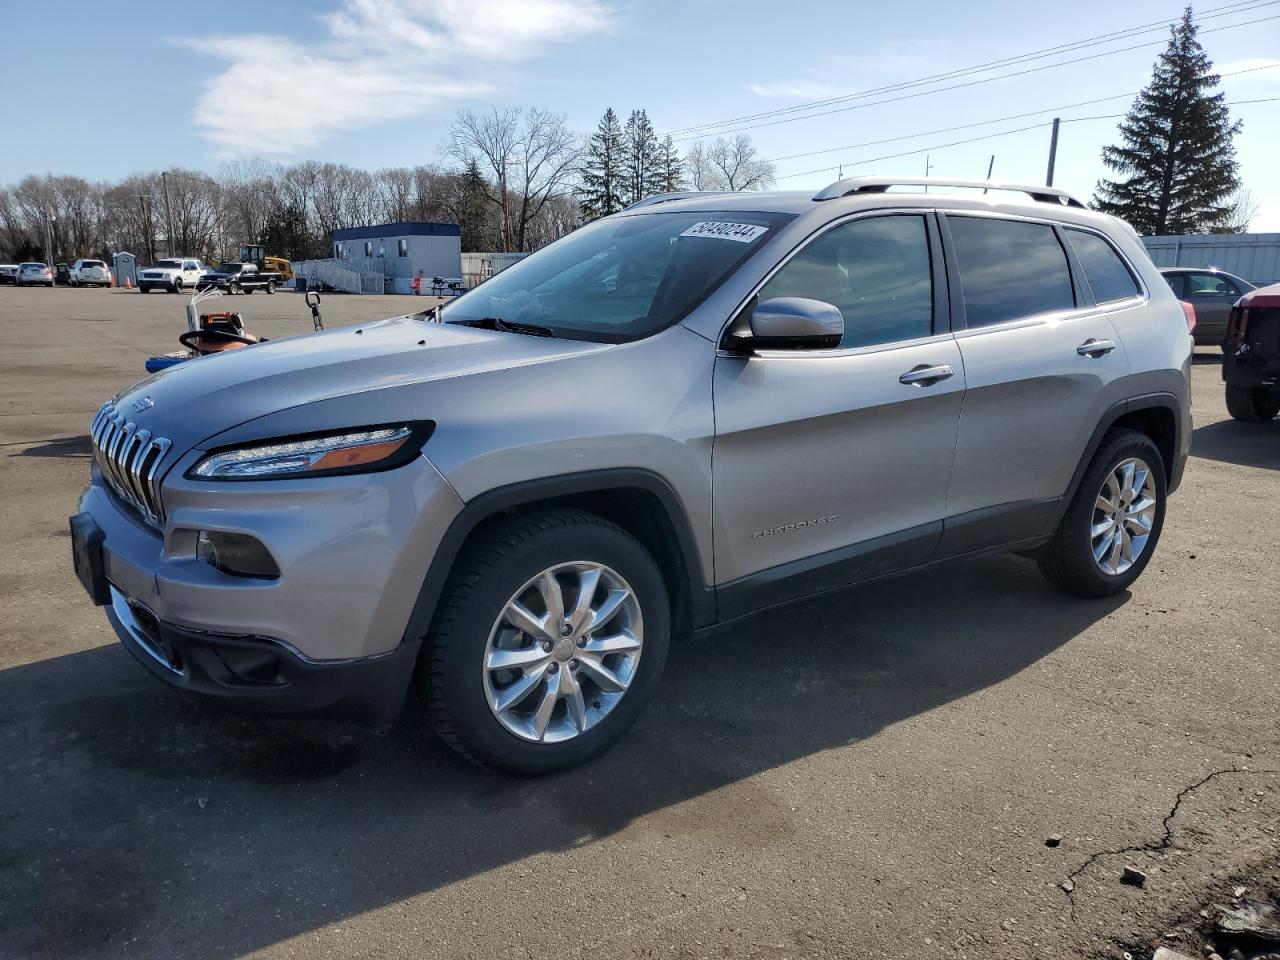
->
[70, 177, 1192, 774]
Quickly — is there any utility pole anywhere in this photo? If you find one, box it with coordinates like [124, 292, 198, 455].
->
[1045, 118, 1061, 187]
[161, 171, 177, 258]
[983, 155, 996, 194]
[923, 155, 934, 192]
[44, 214, 54, 265]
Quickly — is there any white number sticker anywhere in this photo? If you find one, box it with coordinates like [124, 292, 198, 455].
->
[679, 221, 769, 243]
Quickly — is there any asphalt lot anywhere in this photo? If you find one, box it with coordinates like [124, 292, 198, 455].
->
[0, 285, 1277, 960]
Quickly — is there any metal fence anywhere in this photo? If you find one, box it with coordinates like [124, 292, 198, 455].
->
[1141, 233, 1280, 286]
[461, 252, 529, 288]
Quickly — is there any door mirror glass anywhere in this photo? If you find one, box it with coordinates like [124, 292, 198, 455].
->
[739, 297, 844, 349]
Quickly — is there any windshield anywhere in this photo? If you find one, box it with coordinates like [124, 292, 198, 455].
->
[444, 210, 792, 342]
[153, 259, 180, 269]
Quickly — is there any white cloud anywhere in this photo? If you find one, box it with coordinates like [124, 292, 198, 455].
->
[183, 0, 609, 154]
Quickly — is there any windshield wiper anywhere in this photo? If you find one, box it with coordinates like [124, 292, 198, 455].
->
[482, 316, 557, 338]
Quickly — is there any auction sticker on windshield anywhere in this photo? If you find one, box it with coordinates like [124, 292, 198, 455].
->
[679, 221, 770, 243]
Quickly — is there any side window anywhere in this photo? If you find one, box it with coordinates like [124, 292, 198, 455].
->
[757, 214, 933, 349]
[397, 238, 408, 258]
[1065, 229, 1140, 304]
[947, 216, 1075, 327]
[1186, 273, 1232, 297]
[1163, 273, 1185, 298]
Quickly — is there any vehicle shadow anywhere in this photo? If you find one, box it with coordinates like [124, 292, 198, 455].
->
[11, 435, 92, 459]
[0, 552, 1121, 960]
[1192, 419, 1280, 470]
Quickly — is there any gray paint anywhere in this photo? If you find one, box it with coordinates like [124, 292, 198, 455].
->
[1142, 232, 1280, 286]
[81, 183, 1191, 666]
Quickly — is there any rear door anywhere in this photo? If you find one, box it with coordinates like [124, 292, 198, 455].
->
[938, 213, 1131, 556]
[1183, 271, 1243, 343]
[712, 212, 965, 615]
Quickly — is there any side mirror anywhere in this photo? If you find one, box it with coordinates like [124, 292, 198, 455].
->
[733, 297, 843, 350]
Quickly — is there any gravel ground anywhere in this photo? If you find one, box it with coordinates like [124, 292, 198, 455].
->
[0, 285, 1277, 960]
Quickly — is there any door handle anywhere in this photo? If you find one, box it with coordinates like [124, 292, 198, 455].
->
[1076, 338, 1116, 358]
[899, 364, 954, 387]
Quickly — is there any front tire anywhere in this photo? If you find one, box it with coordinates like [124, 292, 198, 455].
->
[1225, 385, 1280, 422]
[230, 282, 242, 295]
[423, 510, 670, 775]
[1038, 429, 1167, 598]
[265, 280, 276, 294]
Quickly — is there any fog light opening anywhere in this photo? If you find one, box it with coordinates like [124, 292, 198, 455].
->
[196, 531, 280, 579]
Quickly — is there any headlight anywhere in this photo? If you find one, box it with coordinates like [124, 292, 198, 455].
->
[189, 424, 431, 479]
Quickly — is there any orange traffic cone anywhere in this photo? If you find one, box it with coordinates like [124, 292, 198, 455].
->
[125, 277, 132, 290]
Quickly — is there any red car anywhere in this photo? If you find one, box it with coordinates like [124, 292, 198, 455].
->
[1223, 282, 1280, 421]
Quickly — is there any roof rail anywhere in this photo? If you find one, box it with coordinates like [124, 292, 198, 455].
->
[622, 191, 735, 211]
[813, 176, 1086, 208]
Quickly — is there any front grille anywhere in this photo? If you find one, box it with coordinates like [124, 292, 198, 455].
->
[90, 401, 172, 526]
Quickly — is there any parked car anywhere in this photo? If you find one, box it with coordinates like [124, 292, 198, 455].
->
[16, 262, 53, 287]
[137, 258, 208, 294]
[194, 261, 282, 294]
[55, 263, 72, 285]
[0, 264, 17, 285]
[70, 258, 113, 287]
[1222, 282, 1280, 421]
[71, 176, 1191, 774]
[1159, 267, 1256, 348]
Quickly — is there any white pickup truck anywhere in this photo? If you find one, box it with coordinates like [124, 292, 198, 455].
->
[137, 258, 209, 294]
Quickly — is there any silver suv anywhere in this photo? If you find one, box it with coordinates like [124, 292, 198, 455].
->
[70, 177, 1192, 774]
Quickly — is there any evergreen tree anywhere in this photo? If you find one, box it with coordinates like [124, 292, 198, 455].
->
[622, 109, 664, 205]
[657, 136, 684, 193]
[458, 158, 493, 251]
[578, 108, 625, 220]
[1094, 8, 1241, 234]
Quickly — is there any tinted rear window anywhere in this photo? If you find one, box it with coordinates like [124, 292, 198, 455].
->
[1065, 230, 1139, 304]
[948, 217, 1075, 327]
[83, 260, 105, 268]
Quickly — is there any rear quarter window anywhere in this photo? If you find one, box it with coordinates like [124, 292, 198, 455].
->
[1065, 230, 1140, 304]
[946, 216, 1075, 327]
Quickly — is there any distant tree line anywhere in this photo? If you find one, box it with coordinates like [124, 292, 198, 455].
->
[0, 107, 775, 265]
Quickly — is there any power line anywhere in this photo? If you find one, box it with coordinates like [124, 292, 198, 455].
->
[772, 97, 1280, 182]
[669, 9, 1280, 142]
[761, 62, 1280, 166]
[664, 0, 1274, 137]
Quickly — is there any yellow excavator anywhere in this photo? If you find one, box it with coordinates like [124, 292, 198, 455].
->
[237, 244, 294, 281]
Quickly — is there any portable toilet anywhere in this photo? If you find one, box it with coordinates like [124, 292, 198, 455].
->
[112, 252, 137, 288]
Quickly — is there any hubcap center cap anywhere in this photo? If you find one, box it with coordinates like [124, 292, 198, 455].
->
[552, 638, 576, 662]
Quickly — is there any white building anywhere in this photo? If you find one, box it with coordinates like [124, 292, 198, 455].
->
[330, 222, 463, 294]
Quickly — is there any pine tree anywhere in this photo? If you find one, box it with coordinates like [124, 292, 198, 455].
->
[1094, 8, 1241, 234]
[657, 136, 684, 193]
[578, 108, 625, 220]
[459, 158, 493, 251]
[622, 109, 664, 205]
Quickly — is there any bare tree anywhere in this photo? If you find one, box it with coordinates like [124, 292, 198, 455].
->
[446, 107, 581, 251]
[705, 135, 776, 191]
[1216, 187, 1262, 234]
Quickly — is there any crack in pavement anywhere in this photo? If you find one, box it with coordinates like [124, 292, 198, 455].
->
[1061, 767, 1277, 920]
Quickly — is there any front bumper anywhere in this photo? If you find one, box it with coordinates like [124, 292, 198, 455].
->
[106, 586, 419, 721]
[78, 452, 465, 718]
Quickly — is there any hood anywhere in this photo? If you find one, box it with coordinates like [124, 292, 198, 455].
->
[111, 315, 609, 450]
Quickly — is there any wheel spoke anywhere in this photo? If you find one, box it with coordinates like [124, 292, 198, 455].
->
[1130, 464, 1149, 499]
[1124, 513, 1152, 535]
[563, 669, 587, 733]
[1107, 530, 1124, 571]
[529, 674, 559, 741]
[493, 664, 550, 712]
[1093, 528, 1115, 561]
[505, 601, 552, 642]
[568, 567, 601, 635]
[1118, 462, 1136, 501]
[588, 588, 631, 633]
[537, 572, 565, 627]
[575, 652, 626, 692]
[486, 646, 551, 672]
[582, 630, 641, 655]
[1091, 518, 1114, 539]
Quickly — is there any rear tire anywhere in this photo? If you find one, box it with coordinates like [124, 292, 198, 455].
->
[265, 280, 276, 294]
[423, 509, 670, 775]
[1225, 385, 1280, 422]
[1038, 429, 1167, 598]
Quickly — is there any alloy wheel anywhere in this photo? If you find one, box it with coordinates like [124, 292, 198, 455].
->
[483, 561, 643, 743]
[1091, 457, 1157, 576]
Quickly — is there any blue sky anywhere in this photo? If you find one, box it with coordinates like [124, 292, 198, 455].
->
[4, 0, 1279, 227]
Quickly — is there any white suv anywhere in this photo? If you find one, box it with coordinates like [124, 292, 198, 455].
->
[70, 259, 113, 287]
[138, 258, 208, 294]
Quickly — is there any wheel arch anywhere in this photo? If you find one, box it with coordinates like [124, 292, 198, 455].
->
[401, 470, 715, 653]
[1047, 392, 1182, 534]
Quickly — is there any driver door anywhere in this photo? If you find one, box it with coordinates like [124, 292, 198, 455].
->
[711, 213, 964, 617]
